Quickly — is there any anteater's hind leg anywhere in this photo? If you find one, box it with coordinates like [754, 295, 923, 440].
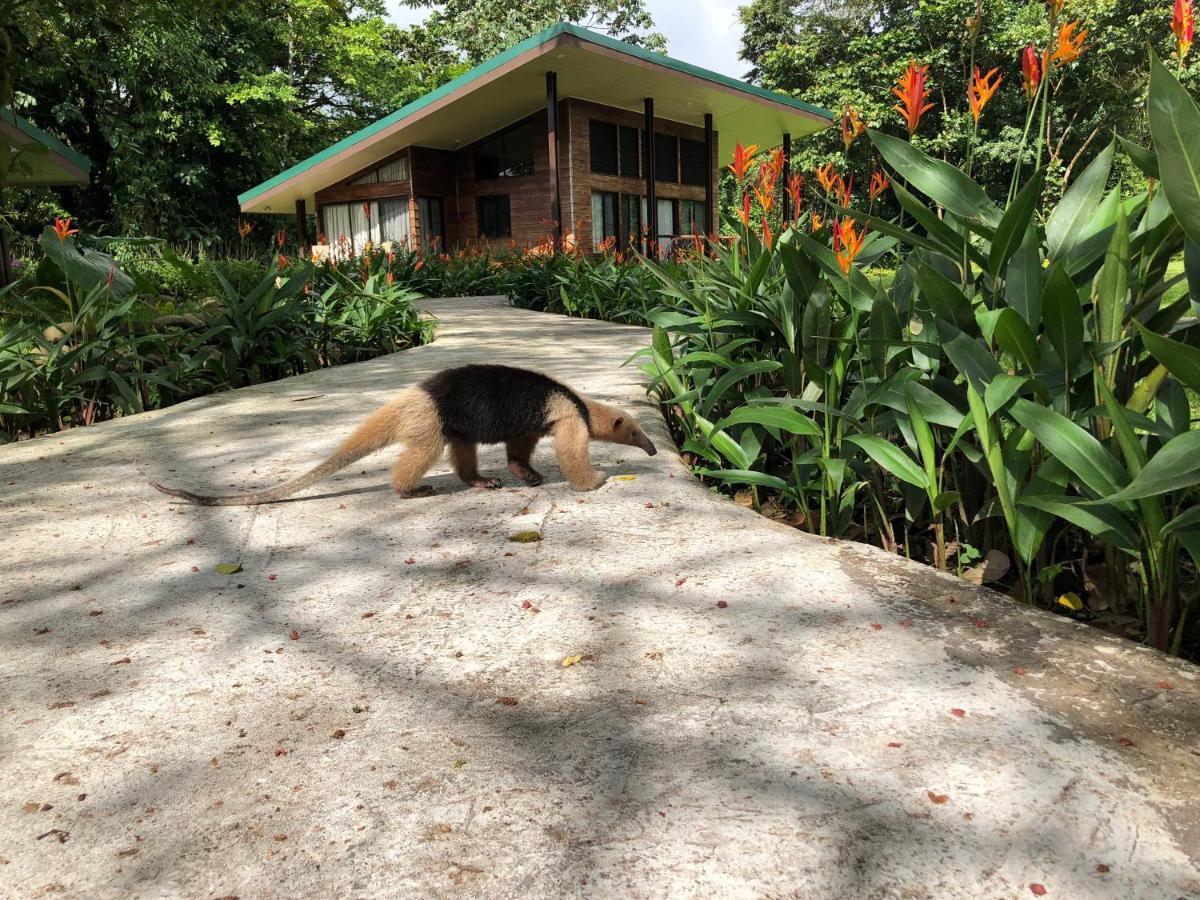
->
[390, 435, 445, 497]
[450, 440, 502, 489]
[506, 435, 543, 486]
[552, 416, 606, 491]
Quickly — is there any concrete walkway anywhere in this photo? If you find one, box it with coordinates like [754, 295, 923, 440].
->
[2, 296, 1198, 898]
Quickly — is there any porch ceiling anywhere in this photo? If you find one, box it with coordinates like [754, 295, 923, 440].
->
[238, 23, 832, 215]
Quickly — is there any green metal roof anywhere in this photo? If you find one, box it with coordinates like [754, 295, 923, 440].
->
[1, 108, 92, 185]
[239, 22, 833, 210]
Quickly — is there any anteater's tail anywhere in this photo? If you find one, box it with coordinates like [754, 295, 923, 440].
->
[151, 388, 436, 506]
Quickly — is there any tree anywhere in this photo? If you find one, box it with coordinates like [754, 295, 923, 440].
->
[402, 0, 665, 64]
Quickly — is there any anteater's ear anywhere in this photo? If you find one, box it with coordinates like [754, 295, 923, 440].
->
[613, 416, 624, 428]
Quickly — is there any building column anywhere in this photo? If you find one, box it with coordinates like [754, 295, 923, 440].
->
[704, 113, 715, 238]
[295, 199, 309, 253]
[644, 97, 657, 259]
[546, 71, 562, 251]
[0, 223, 11, 287]
[781, 132, 792, 225]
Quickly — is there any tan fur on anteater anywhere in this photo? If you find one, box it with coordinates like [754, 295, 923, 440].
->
[151, 364, 656, 505]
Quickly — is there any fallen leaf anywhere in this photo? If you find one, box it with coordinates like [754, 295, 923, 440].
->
[508, 531, 542, 543]
[36, 829, 69, 843]
[898, 620, 913, 627]
[1156, 681, 1173, 690]
[452, 758, 466, 768]
[1096, 864, 1110, 874]
[267, 574, 278, 582]
[190, 566, 199, 573]
[273, 834, 287, 842]
[1056, 592, 1084, 612]
[613, 475, 637, 482]
[117, 848, 139, 858]
[288, 629, 299, 641]
[521, 600, 532, 609]
[53, 772, 79, 786]
[870, 623, 883, 630]
[494, 696, 518, 706]
[1013, 666, 1027, 676]
[886, 742, 903, 748]
[404, 557, 415, 565]
[950, 708, 966, 718]
[22, 802, 40, 814]
[274, 748, 288, 756]
[332, 729, 346, 739]
[926, 791, 949, 805]
[972, 619, 990, 628]
[88, 610, 103, 617]
[644, 502, 654, 508]
[215, 563, 242, 575]
[111, 657, 131, 665]
[961, 549, 1010, 585]
[716, 600, 729, 609]
[1029, 884, 1046, 896]
[48, 701, 75, 710]
[361, 611, 375, 619]
[675, 578, 687, 587]
[561, 654, 584, 668]
[1118, 737, 1135, 747]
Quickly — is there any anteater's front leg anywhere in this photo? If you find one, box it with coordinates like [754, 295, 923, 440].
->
[506, 435, 543, 486]
[450, 440, 502, 489]
[552, 417, 606, 491]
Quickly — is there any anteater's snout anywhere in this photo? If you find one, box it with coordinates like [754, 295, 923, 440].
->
[641, 436, 658, 456]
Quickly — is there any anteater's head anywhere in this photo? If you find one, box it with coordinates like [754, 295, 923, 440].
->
[587, 401, 657, 456]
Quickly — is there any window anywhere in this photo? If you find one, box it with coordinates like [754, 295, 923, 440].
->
[621, 193, 642, 248]
[654, 133, 678, 183]
[619, 126, 640, 178]
[680, 139, 707, 187]
[656, 197, 675, 255]
[589, 120, 619, 176]
[591, 191, 618, 250]
[349, 155, 409, 185]
[679, 199, 707, 236]
[477, 195, 511, 238]
[475, 120, 535, 179]
[379, 198, 411, 245]
[418, 197, 445, 250]
[322, 201, 384, 256]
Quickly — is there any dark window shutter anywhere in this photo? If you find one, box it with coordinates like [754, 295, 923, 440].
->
[655, 133, 678, 183]
[619, 126, 640, 177]
[680, 139, 707, 186]
[589, 120, 618, 175]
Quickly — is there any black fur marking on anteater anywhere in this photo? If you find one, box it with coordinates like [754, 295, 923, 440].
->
[420, 364, 589, 444]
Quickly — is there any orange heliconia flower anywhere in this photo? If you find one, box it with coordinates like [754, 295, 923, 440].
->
[815, 163, 839, 195]
[893, 61, 935, 135]
[833, 218, 866, 274]
[1021, 46, 1041, 100]
[967, 67, 1003, 123]
[1047, 0, 1064, 16]
[386, 272, 395, 285]
[762, 216, 773, 251]
[238, 218, 254, 239]
[738, 193, 752, 228]
[1049, 20, 1088, 68]
[52, 217, 79, 242]
[1174, 0, 1195, 59]
[810, 211, 824, 232]
[840, 105, 865, 152]
[834, 175, 852, 209]
[278, 254, 288, 268]
[787, 173, 805, 221]
[868, 171, 892, 201]
[754, 151, 782, 213]
[729, 143, 760, 181]
[276, 228, 286, 248]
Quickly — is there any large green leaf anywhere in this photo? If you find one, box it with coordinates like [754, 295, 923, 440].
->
[1147, 51, 1200, 247]
[869, 130, 1002, 226]
[1018, 495, 1139, 554]
[1005, 226, 1043, 327]
[942, 325, 1003, 391]
[1009, 398, 1128, 497]
[992, 308, 1039, 374]
[989, 169, 1044, 277]
[1136, 321, 1200, 394]
[1046, 141, 1113, 261]
[869, 296, 902, 379]
[696, 468, 791, 494]
[713, 405, 822, 438]
[913, 260, 976, 334]
[844, 434, 929, 488]
[1041, 262, 1084, 371]
[697, 360, 781, 419]
[1103, 431, 1200, 501]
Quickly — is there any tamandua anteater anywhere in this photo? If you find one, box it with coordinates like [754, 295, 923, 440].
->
[150, 364, 657, 506]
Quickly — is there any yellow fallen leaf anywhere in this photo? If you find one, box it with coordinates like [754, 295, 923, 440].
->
[508, 531, 542, 543]
[561, 654, 584, 668]
[215, 563, 243, 575]
[1057, 591, 1084, 611]
[613, 475, 637, 482]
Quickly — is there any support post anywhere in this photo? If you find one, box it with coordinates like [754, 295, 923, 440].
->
[546, 71, 562, 251]
[780, 133, 792, 225]
[704, 113, 715, 239]
[644, 97, 657, 259]
[295, 199, 309, 254]
[0, 223, 11, 287]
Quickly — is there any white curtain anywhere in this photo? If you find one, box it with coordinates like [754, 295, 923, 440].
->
[379, 199, 411, 246]
[657, 198, 674, 255]
[323, 204, 353, 258]
[377, 157, 409, 182]
[349, 202, 379, 253]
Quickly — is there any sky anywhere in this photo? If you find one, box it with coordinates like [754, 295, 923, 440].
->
[383, 1, 749, 80]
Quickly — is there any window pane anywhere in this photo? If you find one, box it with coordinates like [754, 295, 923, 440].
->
[619, 126, 640, 178]
[349, 170, 378, 185]
[680, 139, 707, 186]
[679, 200, 706, 235]
[589, 120, 618, 175]
[419, 197, 444, 249]
[591, 192, 617, 250]
[621, 193, 641, 249]
[654, 134, 678, 183]
[323, 204, 353, 257]
[476, 120, 535, 179]
[379, 198, 410, 246]
[657, 198, 674, 255]
[377, 156, 410, 182]
[349, 202, 378, 252]
[478, 195, 511, 238]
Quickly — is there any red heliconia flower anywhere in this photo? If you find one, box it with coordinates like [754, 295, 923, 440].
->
[238, 218, 254, 239]
[967, 67, 1003, 123]
[754, 153, 781, 213]
[833, 218, 866, 274]
[278, 254, 287, 268]
[787, 173, 805, 221]
[738, 193, 752, 228]
[728, 143, 760, 181]
[1021, 46, 1042, 100]
[387, 251, 395, 264]
[362, 202, 371, 220]
[835, 175, 853, 209]
[386, 272, 395, 285]
[1174, 0, 1195, 60]
[815, 163, 839, 195]
[317, 231, 327, 244]
[52, 217, 79, 242]
[868, 170, 891, 202]
[810, 211, 824, 232]
[893, 61, 935, 135]
[1049, 20, 1088, 68]
[840, 105, 865, 152]
[761, 216, 773, 251]
[276, 228, 286, 248]
[106, 265, 116, 290]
